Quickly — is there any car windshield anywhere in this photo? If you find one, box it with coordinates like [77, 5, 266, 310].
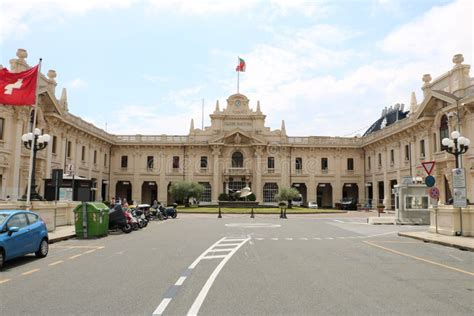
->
[0, 213, 8, 225]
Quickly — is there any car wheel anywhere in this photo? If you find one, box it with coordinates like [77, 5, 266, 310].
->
[35, 238, 49, 258]
[0, 249, 5, 269]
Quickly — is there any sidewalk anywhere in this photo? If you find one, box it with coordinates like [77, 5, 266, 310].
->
[49, 225, 76, 243]
[399, 231, 474, 252]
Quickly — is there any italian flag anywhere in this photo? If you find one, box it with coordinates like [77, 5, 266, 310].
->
[235, 58, 246, 72]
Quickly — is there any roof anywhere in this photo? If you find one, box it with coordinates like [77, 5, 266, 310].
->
[363, 109, 409, 136]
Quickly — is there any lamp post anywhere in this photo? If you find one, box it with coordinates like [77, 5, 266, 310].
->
[21, 128, 51, 201]
[442, 131, 470, 236]
[442, 131, 470, 168]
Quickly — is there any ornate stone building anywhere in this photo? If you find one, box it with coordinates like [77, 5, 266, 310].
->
[1, 49, 473, 208]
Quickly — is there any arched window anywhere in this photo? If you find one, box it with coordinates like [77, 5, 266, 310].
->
[439, 115, 449, 149]
[263, 183, 278, 203]
[232, 151, 243, 168]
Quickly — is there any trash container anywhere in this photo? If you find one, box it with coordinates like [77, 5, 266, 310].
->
[73, 202, 109, 238]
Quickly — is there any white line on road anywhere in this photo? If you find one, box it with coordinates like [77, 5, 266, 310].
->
[333, 220, 344, 223]
[49, 260, 64, 266]
[175, 276, 187, 286]
[187, 237, 250, 316]
[153, 298, 172, 315]
[202, 255, 228, 260]
[22, 269, 40, 276]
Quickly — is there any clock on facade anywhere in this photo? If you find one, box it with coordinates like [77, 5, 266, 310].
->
[235, 100, 241, 107]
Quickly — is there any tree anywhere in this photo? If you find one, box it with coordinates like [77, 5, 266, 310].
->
[169, 181, 204, 207]
[275, 187, 300, 209]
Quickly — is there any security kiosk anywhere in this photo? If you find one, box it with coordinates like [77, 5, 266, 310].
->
[393, 180, 430, 225]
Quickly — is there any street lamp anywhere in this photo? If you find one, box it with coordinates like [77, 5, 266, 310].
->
[442, 131, 470, 168]
[21, 128, 51, 200]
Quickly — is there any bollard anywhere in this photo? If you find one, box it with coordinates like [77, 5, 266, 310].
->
[218, 207, 222, 218]
[250, 208, 255, 218]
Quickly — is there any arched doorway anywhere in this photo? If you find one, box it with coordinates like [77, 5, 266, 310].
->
[317, 183, 333, 208]
[292, 183, 307, 206]
[115, 181, 132, 204]
[342, 183, 358, 201]
[141, 181, 157, 205]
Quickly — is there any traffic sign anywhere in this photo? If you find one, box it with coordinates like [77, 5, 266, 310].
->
[422, 161, 435, 175]
[425, 175, 436, 187]
[428, 187, 440, 199]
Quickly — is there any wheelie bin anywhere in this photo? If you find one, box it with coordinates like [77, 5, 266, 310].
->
[73, 202, 109, 238]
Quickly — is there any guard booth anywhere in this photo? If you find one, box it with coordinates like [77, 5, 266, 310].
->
[393, 180, 430, 225]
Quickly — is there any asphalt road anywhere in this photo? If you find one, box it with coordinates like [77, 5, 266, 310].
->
[1, 212, 473, 316]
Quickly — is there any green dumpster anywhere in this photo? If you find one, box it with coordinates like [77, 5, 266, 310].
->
[73, 202, 109, 239]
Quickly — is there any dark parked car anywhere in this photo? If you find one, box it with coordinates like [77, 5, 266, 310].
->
[340, 197, 358, 210]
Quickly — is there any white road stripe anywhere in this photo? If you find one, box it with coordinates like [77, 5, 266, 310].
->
[208, 248, 234, 252]
[187, 238, 250, 316]
[271, 238, 278, 240]
[214, 243, 241, 246]
[313, 237, 321, 240]
[175, 276, 187, 286]
[153, 298, 172, 315]
[333, 219, 344, 223]
[188, 237, 229, 269]
[285, 238, 293, 240]
[202, 255, 228, 260]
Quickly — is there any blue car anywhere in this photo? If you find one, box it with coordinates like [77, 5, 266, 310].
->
[0, 210, 49, 269]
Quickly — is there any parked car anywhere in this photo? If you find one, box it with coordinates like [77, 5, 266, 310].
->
[291, 194, 303, 207]
[308, 201, 318, 209]
[340, 197, 358, 210]
[0, 210, 49, 269]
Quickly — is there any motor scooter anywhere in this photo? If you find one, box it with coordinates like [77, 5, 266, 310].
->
[159, 203, 178, 219]
[108, 205, 133, 233]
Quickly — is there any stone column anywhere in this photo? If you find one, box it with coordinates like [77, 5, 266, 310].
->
[334, 154, 342, 205]
[158, 148, 167, 203]
[211, 146, 221, 203]
[132, 152, 141, 204]
[11, 111, 26, 200]
[254, 147, 263, 203]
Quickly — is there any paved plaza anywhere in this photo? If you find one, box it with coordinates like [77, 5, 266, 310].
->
[1, 213, 473, 315]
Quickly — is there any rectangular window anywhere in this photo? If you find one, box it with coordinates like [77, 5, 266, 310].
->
[405, 145, 410, 161]
[368, 156, 371, 170]
[378, 153, 382, 167]
[173, 156, 179, 169]
[121, 155, 128, 168]
[321, 157, 328, 170]
[420, 139, 425, 157]
[52, 136, 57, 154]
[347, 158, 354, 171]
[295, 157, 302, 172]
[200, 156, 208, 169]
[104, 154, 107, 167]
[94, 150, 97, 164]
[390, 149, 394, 164]
[147, 155, 154, 169]
[267, 157, 275, 169]
[0, 118, 4, 140]
[67, 141, 72, 158]
[81, 146, 86, 161]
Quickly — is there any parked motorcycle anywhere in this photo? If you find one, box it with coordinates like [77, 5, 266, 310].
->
[159, 203, 178, 219]
[108, 205, 133, 233]
[124, 208, 139, 230]
[132, 207, 148, 228]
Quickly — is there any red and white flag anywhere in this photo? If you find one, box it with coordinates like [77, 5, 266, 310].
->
[0, 65, 39, 106]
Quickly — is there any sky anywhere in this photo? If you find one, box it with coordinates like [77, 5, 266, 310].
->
[1, 0, 473, 137]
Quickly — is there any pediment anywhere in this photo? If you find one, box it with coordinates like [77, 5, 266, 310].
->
[210, 129, 265, 145]
[38, 90, 63, 116]
[416, 90, 459, 119]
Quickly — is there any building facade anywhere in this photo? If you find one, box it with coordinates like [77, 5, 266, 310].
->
[1, 49, 473, 208]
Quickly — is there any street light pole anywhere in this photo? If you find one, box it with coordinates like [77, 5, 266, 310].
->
[22, 128, 51, 201]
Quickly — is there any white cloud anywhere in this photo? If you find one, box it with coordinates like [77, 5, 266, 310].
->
[0, 0, 139, 43]
[68, 78, 88, 89]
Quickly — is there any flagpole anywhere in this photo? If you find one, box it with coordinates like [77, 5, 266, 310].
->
[26, 58, 42, 208]
[237, 56, 240, 94]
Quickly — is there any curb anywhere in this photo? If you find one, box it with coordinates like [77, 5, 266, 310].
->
[398, 232, 474, 252]
[49, 234, 76, 244]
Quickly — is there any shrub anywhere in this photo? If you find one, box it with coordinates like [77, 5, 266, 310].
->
[218, 193, 230, 201]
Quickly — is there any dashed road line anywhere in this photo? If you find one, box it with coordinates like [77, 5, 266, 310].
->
[49, 260, 64, 266]
[69, 254, 82, 260]
[0, 279, 12, 284]
[84, 249, 96, 254]
[21, 268, 40, 276]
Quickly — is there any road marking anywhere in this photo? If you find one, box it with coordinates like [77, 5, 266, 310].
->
[325, 237, 334, 240]
[255, 238, 264, 241]
[203, 255, 228, 260]
[22, 268, 40, 276]
[333, 220, 344, 223]
[49, 260, 64, 266]
[84, 249, 96, 254]
[153, 298, 172, 315]
[69, 254, 82, 260]
[271, 238, 279, 240]
[300, 237, 308, 240]
[364, 241, 474, 277]
[175, 276, 187, 286]
[313, 237, 321, 240]
[285, 238, 293, 240]
[0, 279, 11, 284]
[187, 237, 250, 316]
[225, 223, 281, 228]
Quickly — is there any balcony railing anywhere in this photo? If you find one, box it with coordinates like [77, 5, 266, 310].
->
[224, 168, 251, 176]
